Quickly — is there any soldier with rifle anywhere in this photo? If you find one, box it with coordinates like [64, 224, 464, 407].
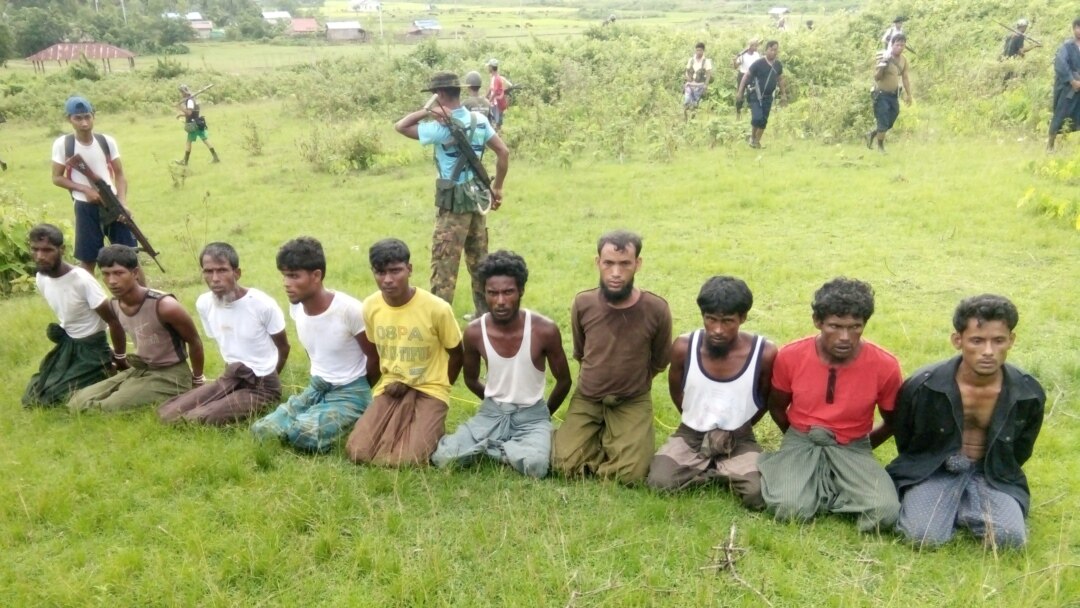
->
[51, 96, 137, 275]
[176, 84, 220, 165]
[732, 39, 761, 118]
[394, 71, 510, 320]
[1047, 18, 1080, 152]
[1001, 19, 1041, 59]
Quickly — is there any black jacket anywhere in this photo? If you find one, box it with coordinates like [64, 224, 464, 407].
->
[885, 356, 1045, 516]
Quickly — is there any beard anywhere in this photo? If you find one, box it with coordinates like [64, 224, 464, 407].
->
[704, 339, 733, 359]
[599, 278, 635, 303]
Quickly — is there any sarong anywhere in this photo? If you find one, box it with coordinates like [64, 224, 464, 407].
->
[158, 362, 282, 425]
[68, 356, 192, 412]
[23, 324, 111, 407]
[551, 390, 654, 484]
[345, 387, 449, 466]
[758, 426, 899, 532]
[251, 375, 371, 453]
[431, 397, 552, 478]
[647, 422, 764, 509]
[897, 454, 1027, 549]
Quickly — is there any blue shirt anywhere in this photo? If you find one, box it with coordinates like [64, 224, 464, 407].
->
[417, 107, 494, 184]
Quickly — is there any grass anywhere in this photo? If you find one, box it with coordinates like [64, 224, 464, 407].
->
[0, 93, 1078, 605]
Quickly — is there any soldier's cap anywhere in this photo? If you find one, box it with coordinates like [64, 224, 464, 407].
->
[421, 72, 461, 92]
[464, 71, 483, 87]
[179, 84, 191, 94]
[893, 16, 907, 23]
[64, 96, 93, 116]
[486, 58, 499, 68]
[1016, 18, 1029, 28]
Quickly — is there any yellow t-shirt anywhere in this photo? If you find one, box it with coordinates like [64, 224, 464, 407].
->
[363, 288, 462, 403]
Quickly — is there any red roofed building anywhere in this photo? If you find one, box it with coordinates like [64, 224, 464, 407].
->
[26, 42, 136, 72]
[288, 18, 319, 36]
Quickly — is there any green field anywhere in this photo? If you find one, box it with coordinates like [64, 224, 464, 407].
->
[0, 90, 1078, 605]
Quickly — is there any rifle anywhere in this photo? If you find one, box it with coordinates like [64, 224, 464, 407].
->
[66, 154, 166, 272]
[430, 98, 494, 212]
[995, 20, 1042, 47]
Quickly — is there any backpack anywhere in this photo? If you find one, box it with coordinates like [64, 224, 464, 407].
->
[63, 133, 116, 182]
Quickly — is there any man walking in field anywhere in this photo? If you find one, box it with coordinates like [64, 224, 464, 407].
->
[683, 42, 713, 119]
[346, 239, 464, 467]
[737, 40, 787, 149]
[159, 242, 290, 425]
[461, 71, 493, 121]
[486, 59, 511, 131]
[176, 84, 220, 165]
[1047, 19, 1080, 152]
[395, 71, 509, 320]
[68, 245, 205, 412]
[252, 237, 376, 452]
[1002, 19, 1034, 59]
[887, 295, 1045, 549]
[647, 276, 777, 509]
[551, 230, 672, 484]
[50, 96, 137, 275]
[758, 277, 902, 533]
[23, 224, 128, 407]
[431, 250, 572, 478]
[732, 39, 761, 118]
[866, 34, 913, 153]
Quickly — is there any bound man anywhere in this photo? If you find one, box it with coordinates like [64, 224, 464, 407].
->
[758, 277, 902, 533]
[887, 295, 1045, 549]
[552, 230, 672, 484]
[462, 71, 493, 121]
[683, 42, 713, 119]
[486, 58, 511, 130]
[432, 250, 572, 478]
[732, 39, 761, 118]
[737, 40, 787, 149]
[1047, 19, 1080, 152]
[251, 237, 376, 452]
[346, 239, 464, 467]
[394, 71, 510, 320]
[159, 243, 290, 425]
[647, 276, 777, 509]
[177, 84, 220, 165]
[68, 245, 204, 412]
[867, 34, 913, 153]
[23, 224, 127, 407]
[50, 96, 136, 275]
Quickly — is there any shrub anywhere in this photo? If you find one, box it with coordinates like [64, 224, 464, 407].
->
[0, 189, 56, 297]
[151, 57, 187, 80]
[68, 55, 101, 82]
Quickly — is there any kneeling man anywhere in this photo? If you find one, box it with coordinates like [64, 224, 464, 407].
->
[647, 276, 776, 508]
[346, 239, 464, 467]
[251, 237, 375, 452]
[758, 277, 902, 532]
[159, 243, 290, 425]
[432, 250, 572, 477]
[68, 245, 204, 411]
[887, 295, 1045, 549]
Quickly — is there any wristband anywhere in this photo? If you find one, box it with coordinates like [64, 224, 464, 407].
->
[112, 353, 127, 360]
[192, 374, 205, 383]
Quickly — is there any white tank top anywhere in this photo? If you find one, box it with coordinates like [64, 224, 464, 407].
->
[481, 310, 546, 405]
[680, 331, 764, 432]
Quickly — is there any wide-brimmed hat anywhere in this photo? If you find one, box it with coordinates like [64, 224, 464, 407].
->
[421, 72, 461, 92]
[1016, 18, 1029, 28]
[64, 96, 93, 116]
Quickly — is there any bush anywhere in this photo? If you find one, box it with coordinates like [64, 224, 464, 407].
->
[151, 57, 187, 80]
[296, 121, 384, 174]
[0, 189, 55, 297]
[67, 55, 102, 81]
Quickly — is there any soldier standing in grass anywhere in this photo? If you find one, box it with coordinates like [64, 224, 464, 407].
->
[251, 237, 376, 452]
[1002, 19, 1033, 59]
[51, 96, 137, 276]
[394, 71, 509, 321]
[732, 39, 761, 118]
[757, 277, 902, 533]
[158, 242, 290, 425]
[647, 276, 777, 509]
[887, 295, 1045, 549]
[23, 224, 128, 407]
[866, 34, 913, 154]
[461, 71, 493, 121]
[431, 250, 572, 478]
[551, 230, 672, 485]
[68, 245, 205, 412]
[1047, 19, 1080, 152]
[486, 59, 511, 131]
[736, 40, 786, 149]
[177, 84, 220, 165]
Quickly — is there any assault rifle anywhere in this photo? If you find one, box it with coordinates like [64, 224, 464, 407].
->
[995, 20, 1042, 47]
[66, 154, 166, 272]
[431, 99, 493, 202]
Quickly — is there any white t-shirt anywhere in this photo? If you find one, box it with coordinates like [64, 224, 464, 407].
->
[738, 52, 761, 75]
[196, 288, 287, 378]
[292, 291, 368, 385]
[36, 267, 108, 339]
[50, 133, 120, 203]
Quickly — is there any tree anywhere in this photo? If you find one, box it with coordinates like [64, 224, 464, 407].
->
[0, 23, 15, 65]
[12, 7, 71, 57]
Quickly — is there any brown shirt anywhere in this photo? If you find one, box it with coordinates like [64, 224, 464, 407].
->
[571, 288, 672, 399]
[111, 289, 186, 368]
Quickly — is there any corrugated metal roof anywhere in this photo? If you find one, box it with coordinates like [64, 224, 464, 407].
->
[413, 19, 441, 30]
[326, 21, 364, 30]
[26, 43, 136, 61]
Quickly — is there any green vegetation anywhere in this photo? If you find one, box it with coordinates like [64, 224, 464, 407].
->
[0, 0, 1078, 605]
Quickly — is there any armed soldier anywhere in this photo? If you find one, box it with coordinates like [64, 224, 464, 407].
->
[177, 84, 220, 165]
[1002, 19, 1038, 58]
[461, 71, 493, 121]
[394, 71, 510, 320]
[1047, 19, 1080, 152]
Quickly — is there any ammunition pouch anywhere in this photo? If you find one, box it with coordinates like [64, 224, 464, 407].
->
[184, 121, 198, 133]
[435, 178, 490, 214]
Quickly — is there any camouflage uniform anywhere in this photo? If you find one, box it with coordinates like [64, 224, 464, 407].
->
[431, 206, 488, 315]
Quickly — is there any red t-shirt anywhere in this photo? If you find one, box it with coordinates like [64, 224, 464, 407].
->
[772, 335, 902, 444]
[491, 75, 509, 111]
